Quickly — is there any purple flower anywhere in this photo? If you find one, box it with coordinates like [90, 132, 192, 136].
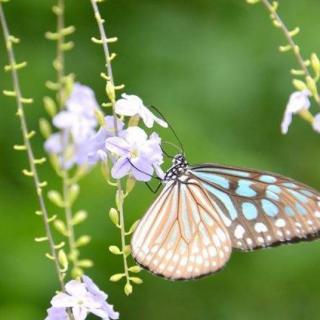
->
[82, 275, 119, 320]
[66, 83, 100, 119]
[312, 113, 320, 133]
[44, 83, 100, 168]
[115, 93, 168, 128]
[47, 277, 119, 320]
[87, 116, 124, 164]
[281, 89, 311, 134]
[106, 126, 164, 181]
[45, 307, 68, 320]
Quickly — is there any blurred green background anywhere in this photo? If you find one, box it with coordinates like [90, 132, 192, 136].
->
[1, 0, 320, 319]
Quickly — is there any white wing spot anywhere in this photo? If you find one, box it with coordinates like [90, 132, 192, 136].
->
[295, 222, 302, 228]
[275, 219, 286, 227]
[307, 220, 313, 225]
[209, 246, 217, 257]
[315, 211, 320, 218]
[266, 235, 272, 241]
[254, 222, 268, 233]
[234, 225, 245, 239]
[246, 238, 253, 246]
[257, 237, 264, 243]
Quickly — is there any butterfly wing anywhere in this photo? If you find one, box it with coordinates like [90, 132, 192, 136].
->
[191, 164, 320, 251]
[131, 177, 232, 280]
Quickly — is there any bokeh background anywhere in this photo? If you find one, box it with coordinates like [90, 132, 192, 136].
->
[0, 0, 320, 319]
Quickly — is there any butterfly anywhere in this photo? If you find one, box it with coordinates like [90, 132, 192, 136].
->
[131, 154, 320, 280]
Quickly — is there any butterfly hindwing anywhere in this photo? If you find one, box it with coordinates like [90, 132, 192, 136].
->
[191, 164, 320, 250]
[131, 178, 232, 280]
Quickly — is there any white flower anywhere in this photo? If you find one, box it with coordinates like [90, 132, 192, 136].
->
[44, 83, 100, 168]
[281, 89, 311, 134]
[312, 113, 320, 133]
[106, 126, 164, 181]
[48, 278, 119, 320]
[115, 93, 168, 128]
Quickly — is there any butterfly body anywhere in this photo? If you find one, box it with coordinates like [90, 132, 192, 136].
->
[131, 154, 320, 280]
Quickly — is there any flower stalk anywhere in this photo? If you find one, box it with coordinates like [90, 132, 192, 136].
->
[247, 0, 320, 128]
[45, 0, 92, 279]
[0, 0, 67, 291]
[89, 0, 142, 295]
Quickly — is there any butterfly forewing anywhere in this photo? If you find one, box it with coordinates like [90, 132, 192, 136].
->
[191, 164, 320, 250]
[131, 178, 232, 280]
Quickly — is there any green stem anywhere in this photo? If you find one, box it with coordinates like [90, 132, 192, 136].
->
[261, 0, 320, 106]
[89, 0, 131, 288]
[0, 2, 65, 291]
[56, 0, 66, 109]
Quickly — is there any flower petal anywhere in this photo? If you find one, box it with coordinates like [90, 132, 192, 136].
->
[131, 157, 154, 181]
[65, 280, 88, 296]
[105, 137, 130, 156]
[51, 293, 75, 308]
[72, 306, 88, 320]
[111, 157, 131, 179]
[115, 94, 140, 117]
[312, 113, 320, 133]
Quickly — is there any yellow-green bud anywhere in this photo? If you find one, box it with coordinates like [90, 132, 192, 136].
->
[110, 273, 125, 282]
[124, 283, 133, 296]
[72, 210, 88, 225]
[109, 245, 122, 255]
[39, 118, 52, 138]
[109, 208, 119, 226]
[43, 96, 57, 117]
[130, 277, 143, 284]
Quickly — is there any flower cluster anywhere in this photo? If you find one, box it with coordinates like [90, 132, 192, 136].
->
[281, 89, 320, 134]
[45, 86, 167, 181]
[45, 275, 119, 320]
[45, 83, 100, 169]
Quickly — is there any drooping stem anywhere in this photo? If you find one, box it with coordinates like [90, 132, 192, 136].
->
[89, 0, 131, 291]
[257, 0, 318, 123]
[0, 2, 65, 291]
[56, 0, 66, 108]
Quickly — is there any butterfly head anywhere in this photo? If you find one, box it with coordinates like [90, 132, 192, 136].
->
[173, 154, 188, 166]
[163, 154, 189, 181]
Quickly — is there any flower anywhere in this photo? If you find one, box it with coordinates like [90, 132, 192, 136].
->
[44, 83, 100, 168]
[115, 93, 168, 128]
[106, 126, 164, 181]
[47, 277, 119, 320]
[312, 113, 320, 133]
[82, 275, 119, 320]
[66, 83, 100, 118]
[45, 307, 68, 320]
[281, 89, 311, 134]
[87, 116, 124, 164]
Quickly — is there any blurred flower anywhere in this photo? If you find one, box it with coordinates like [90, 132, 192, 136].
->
[312, 113, 320, 133]
[281, 89, 311, 134]
[87, 116, 124, 164]
[115, 93, 168, 128]
[82, 275, 119, 319]
[45, 307, 68, 320]
[44, 83, 100, 168]
[47, 277, 119, 320]
[66, 83, 100, 118]
[106, 126, 164, 181]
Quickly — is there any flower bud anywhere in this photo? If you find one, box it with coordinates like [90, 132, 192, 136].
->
[48, 190, 65, 207]
[43, 96, 57, 117]
[109, 208, 119, 226]
[72, 210, 88, 225]
[130, 277, 143, 284]
[110, 273, 125, 282]
[124, 283, 133, 296]
[109, 245, 122, 255]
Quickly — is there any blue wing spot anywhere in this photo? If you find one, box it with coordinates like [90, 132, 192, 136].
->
[287, 189, 308, 203]
[259, 175, 277, 183]
[267, 185, 281, 193]
[203, 184, 238, 220]
[266, 191, 279, 201]
[242, 202, 258, 220]
[208, 168, 251, 178]
[285, 206, 295, 217]
[296, 203, 307, 215]
[301, 189, 314, 197]
[236, 180, 257, 197]
[282, 182, 298, 188]
[192, 172, 230, 189]
[261, 199, 278, 217]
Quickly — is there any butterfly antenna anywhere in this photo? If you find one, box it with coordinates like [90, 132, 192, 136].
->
[150, 105, 185, 155]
